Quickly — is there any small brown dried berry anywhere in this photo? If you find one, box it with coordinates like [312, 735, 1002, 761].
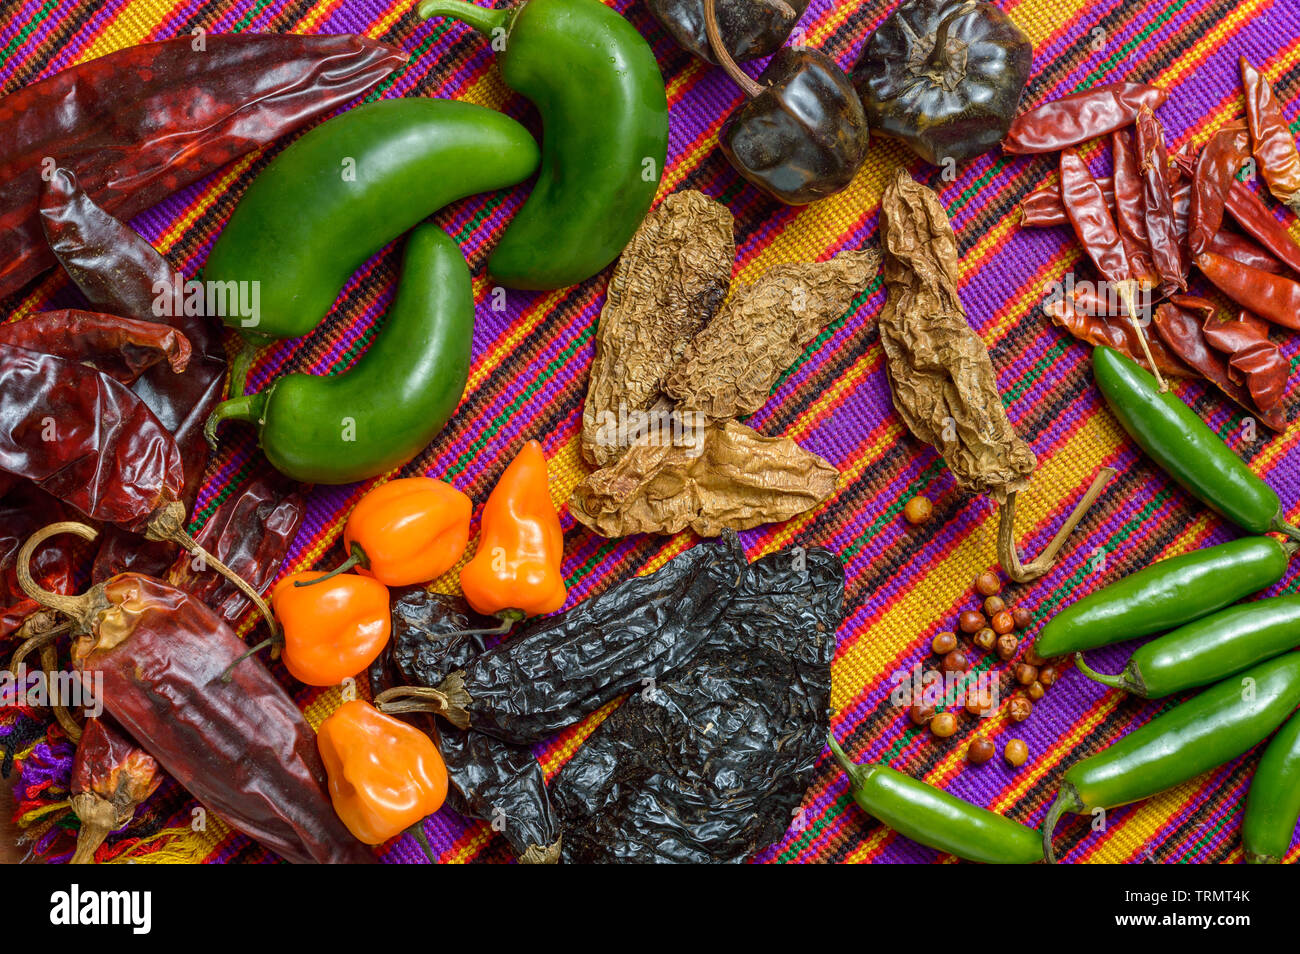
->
[996, 633, 1019, 661]
[1027, 680, 1045, 701]
[904, 496, 933, 525]
[930, 712, 958, 738]
[975, 571, 1001, 597]
[972, 627, 996, 651]
[959, 610, 986, 634]
[909, 703, 935, 726]
[931, 631, 958, 655]
[1038, 664, 1058, 687]
[1008, 696, 1032, 722]
[1004, 739, 1029, 767]
[968, 739, 995, 764]
[1014, 663, 1038, 686]
[1012, 606, 1033, 630]
[1022, 646, 1046, 667]
[991, 610, 1015, 635]
[965, 693, 994, 717]
[941, 649, 969, 673]
[982, 595, 1006, 617]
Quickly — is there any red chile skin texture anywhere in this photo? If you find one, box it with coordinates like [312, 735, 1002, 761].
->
[78, 575, 375, 864]
[0, 33, 405, 298]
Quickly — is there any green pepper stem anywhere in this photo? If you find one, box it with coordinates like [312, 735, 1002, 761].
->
[204, 392, 267, 449]
[1275, 518, 1300, 546]
[226, 340, 260, 400]
[293, 542, 370, 587]
[826, 734, 864, 789]
[1072, 652, 1129, 691]
[407, 820, 437, 863]
[220, 636, 275, 682]
[1041, 791, 1073, 864]
[417, 0, 510, 36]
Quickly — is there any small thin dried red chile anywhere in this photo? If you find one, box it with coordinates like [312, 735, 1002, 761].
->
[1206, 229, 1287, 274]
[1195, 251, 1300, 332]
[1135, 106, 1186, 294]
[0, 310, 190, 384]
[1044, 285, 1189, 378]
[1112, 129, 1158, 288]
[1188, 124, 1251, 259]
[1202, 309, 1288, 414]
[1003, 82, 1167, 154]
[1241, 57, 1300, 214]
[647, 0, 808, 63]
[69, 717, 161, 864]
[0, 33, 405, 299]
[1020, 175, 1114, 228]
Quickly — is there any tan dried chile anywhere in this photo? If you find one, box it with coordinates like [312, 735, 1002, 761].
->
[582, 191, 736, 467]
[663, 249, 880, 421]
[877, 169, 1036, 500]
[569, 420, 839, 538]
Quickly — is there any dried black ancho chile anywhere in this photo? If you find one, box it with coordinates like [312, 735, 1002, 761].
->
[551, 545, 843, 863]
[852, 0, 1032, 165]
[647, 0, 810, 64]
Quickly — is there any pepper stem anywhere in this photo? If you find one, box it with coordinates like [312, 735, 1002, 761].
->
[407, 820, 437, 863]
[1274, 518, 1300, 545]
[417, 0, 511, 36]
[1120, 281, 1167, 392]
[826, 734, 859, 783]
[1072, 652, 1127, 691]
[922, 1, 976, 76]
[42, 642, 82, 742]
[997, 467, 1117, 583]
[226, 341, 259, 400]
[1040, 788, 1079, 864]
[16, 523, 101, 627]
[204, 392, 267, 450]
[294, 542, 370, 587]
[8, 616, 71, 674]
[374, 685, 455, 720]
[703, 0, 764, 99]
[220, 636, 276, 682]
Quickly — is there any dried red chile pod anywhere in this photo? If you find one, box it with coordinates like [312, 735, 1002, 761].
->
[0, 309, 190, 384]
[0, 33, 406, 299]
[1003, 82, 1167, 154]
[647, 0, 809, 63]
[69, 717, 161, 864]
[0, 486, 76, 638]
[853, 0, 1032, 165]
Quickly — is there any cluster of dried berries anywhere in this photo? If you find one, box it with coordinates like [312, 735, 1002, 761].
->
[574, 189, 877, 537]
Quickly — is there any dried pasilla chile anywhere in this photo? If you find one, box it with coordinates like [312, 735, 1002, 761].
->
[1201, 309, 1288, 415]
[0, 33, 404, 299]
[15, 523, 375, 865]
[1241, 57, 1300, 214]
[379, 536, 746, 744]
[552, 545, 842, 863]
[69, 718, 161, 865]
[584, 190, 735, 466]
[853, 0, 1032, 165]
[0, 346, 273, 629]
[379, 590, 560, 863]
[709, 0, 868, 204]
[1188, 124, 1251, 259]
[1043, 284, 1190, 378]
[879, 171, 1113, 581]
[1002, 82, 1167, 154]
[1135, 106, 1187, 294]
[664, 249, 879, 420]
[570, 420, 839, 537]
[647, 0, 808, 63]
[165, 473, 305, 625]
[0, 310, 190, 383]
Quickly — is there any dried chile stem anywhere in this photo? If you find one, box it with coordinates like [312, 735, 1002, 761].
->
[145, 501, 276, 636]
[704, 0, 764, 98]
[373, 684, 458, 722]
[997, 467, 1117, 583]
[1119, 282, 1166, 392]
[68, 793, 115, 864]
[519, 838, 562, 864]
[922, 2, 976, 77]
[7, 616, 70, 674]
[41, 642, 82, 742]
[16, 523, 103, 630]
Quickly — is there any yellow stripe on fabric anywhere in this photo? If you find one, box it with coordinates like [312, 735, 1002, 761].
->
[1009, 0, 1095, 46]
[71, 1, 173, 65]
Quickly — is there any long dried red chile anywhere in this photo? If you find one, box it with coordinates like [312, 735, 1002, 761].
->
[1188, 124, 1251, 258]
[1195, 251, 1300, 331]
[0, 309, 191, 383]
[1135, 106, 1186, 293]
[1003, 82, 1167, 153]
[1241, 57, 1300, 214]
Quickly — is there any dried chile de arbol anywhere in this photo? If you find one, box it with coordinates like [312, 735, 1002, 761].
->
[380, 536, 747, 745]
[379, 590, 560, 863]
[1043, 285, 1190, 379]
[0, 33, 405, 299]
[1002, 82, 1167, 154]
[1135, 106, 1187, 294]
[15, 523, 375, 865]
[1019, 175, 1114, 228]
[1188, 124, 1251, 259]
[1241, 57, 1300, 214]
[552, 545, 843, 863]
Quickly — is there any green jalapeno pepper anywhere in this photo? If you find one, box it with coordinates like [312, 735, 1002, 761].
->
[828, 736, 1043, 864]
[203, 98, 539, 395]
[1242, 709, 1300, 863]
[1075, 596, 1300, 698]
[419, 0, 669, 290]
[1034, 536, 1291, 659]
[205, 223, 471, 484]
[1041, 653, 1300, 863]
[1092, 346, 1300, 540]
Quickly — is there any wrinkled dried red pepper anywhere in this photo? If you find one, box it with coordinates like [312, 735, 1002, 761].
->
[1195, 251, 1300, 331]
[0, 33, 405, 299]
[0, 309, 190, 384]
[1044, 285, 1189, 378]
[1206, 229, 1287, 274]
[1135, 106, 1186, 293]
[1188, 123, 1251, 259]
[1201, 308, 1288, 413]
[1241, 57, 1300, 214]
[17, 524, 375, 865]
[1112, 129, 1158, 288]
[69, 717, 161, 864]
[1004, 82, 1167, 154]
[0, 486, 75, 639]
[1020, 175, 1114, 227]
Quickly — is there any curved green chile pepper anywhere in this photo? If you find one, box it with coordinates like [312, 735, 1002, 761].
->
[203, 99, 539, 394]
[828, 736, 1042, 863]
[1041, 653, 1300, 863]
[205, 224, 472, 484]
[1075, 596, 1300, 697]
[419, 0, 669, 289]
[1242, 709, 1300, 863]
[1092, 346, 1300, 539]
[1034, 536, 1291, 658]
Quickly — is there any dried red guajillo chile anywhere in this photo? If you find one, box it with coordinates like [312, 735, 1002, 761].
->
[69, 717, 161, 864]
[1043, 284, 1189, 378]
[0, 33, 406, 299]
[1003, 82, 1167, 153]
[0, 309, 191, 383]
[1135, 106, 1186, 294]
[0, 345, 273, 630]
[15, 523, 376, 865]
[1241, 57, 1300, 214]
[1188, 123, 1251, 258]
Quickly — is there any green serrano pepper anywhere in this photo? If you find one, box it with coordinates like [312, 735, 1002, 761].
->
[1041, 653, 1300, 863]
[1034, 536, 1291, 658]
[203, 98, 539, 394]
[1075, 596, 1300, 697]
[828, 736, 1043, 864]
[205, 224, 472, 484]
[1242, 709, 1300, 863]
[1092, 346, 1300, 539]
[419, 0, 669, 290]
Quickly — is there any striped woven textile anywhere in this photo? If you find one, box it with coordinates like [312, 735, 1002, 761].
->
[3, 0, 1300, 865]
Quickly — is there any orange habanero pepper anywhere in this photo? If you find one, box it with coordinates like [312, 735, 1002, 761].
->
[299, 477, 472, 588]
[271, 572, 391, 686]
[460, 440, 566, 620]
[317, 700, 448, 846]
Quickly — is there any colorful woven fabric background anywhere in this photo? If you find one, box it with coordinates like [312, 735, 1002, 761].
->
[4, 0, 1300, 864]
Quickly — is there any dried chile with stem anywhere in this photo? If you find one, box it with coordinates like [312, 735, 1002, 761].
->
[1002, 82, 1167, 154]
[570, 419, 839, 538]
[69, 717, 161, 864]
[1135, 106, 1187, 294]
[552, 545, 842, 863]
[1188, 124, 1251, 259]
[1044, 285, 1190, 378]
[1241, 57, 1300, 214]
[647, 0, 809, 63]
[377, 536, 747, 744]
[878, 170, 1114, 582]
[15, 523, 374, 865]
[0, 310, 190, 383]
[1019, 175, 1114, 228]
[583, 190, 735, 467]
[1, 486, 76, 640]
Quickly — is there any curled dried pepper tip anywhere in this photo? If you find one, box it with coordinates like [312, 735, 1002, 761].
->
[997, 466, 1117, 583]
[42, 642, 82, 742]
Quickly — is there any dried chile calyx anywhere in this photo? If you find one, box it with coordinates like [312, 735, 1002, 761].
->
[853, 0, 1032, 165]
[647, 0, 809, 63]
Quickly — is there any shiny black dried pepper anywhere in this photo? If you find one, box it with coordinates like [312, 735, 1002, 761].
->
[647, 0, 809, 63]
